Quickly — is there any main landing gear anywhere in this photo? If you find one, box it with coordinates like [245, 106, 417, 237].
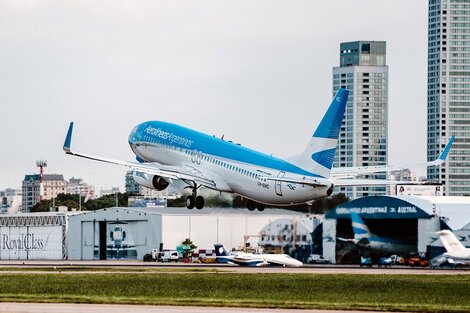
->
[246, 199, 265, 212]
[185, 183, 204, 210]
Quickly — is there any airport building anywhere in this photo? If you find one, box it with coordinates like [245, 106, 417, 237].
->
[0, 212, 68, 260]
[332, 41, 389, 199]
[322, 195, 470, 264]
[67, 207, 307, 261]
[427, 0, 470, 195]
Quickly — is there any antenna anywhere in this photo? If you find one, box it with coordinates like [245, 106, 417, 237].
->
[36, 160, 47, 201]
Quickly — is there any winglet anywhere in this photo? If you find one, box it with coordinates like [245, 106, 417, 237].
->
[439, 135, 454, 161]
[63, 122, 74, 153]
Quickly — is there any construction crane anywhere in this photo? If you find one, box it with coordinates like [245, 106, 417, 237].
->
[36, 160, 47, 201]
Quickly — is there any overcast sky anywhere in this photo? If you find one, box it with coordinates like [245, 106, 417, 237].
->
[0, 0, 428, 191]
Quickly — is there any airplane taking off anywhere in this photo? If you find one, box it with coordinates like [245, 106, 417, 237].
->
[431, 230, 470, 267]
[63, 88, 454, 211]
[338, 211, 416, 254]
[214, 244, 303, 267]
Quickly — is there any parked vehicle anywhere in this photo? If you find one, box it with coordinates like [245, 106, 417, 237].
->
[307, 254, 329, 264]
[360, 256, 372, 267]
[145, 249, 179, 262]
[378, 257, 392, 267]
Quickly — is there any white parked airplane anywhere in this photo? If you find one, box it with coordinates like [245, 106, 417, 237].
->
[431, 230, 470, 267]
[214, 244, 303, 267]
[63, 88, 454, 210]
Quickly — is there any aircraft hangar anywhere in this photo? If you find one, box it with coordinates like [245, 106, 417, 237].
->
[67, 207, 305, 261]
[322, 195, 470, 264]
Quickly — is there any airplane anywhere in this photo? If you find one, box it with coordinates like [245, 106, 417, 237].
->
[63, 88, 454, 211]
[430, 230, 470, 267]
[338, 211, 416, 254]
[214, 243, 303, 267]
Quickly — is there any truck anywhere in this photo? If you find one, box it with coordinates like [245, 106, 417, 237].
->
[306, 254, 329, 264]
[150, 249, 179, 262]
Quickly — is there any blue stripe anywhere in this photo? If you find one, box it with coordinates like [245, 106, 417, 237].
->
[64, 122, 74, 149]
[439, 135, 455, 161]
[132, 121, 322, 177]
[311, 148, 336, 169]
[352, 227, 368, 235]
[313, 88, 349, 139]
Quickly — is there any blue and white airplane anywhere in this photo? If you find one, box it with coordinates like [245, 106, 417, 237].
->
[214, 244, 303, 267]
[339, 211, 416, 254]
[63, 88, 453, 211]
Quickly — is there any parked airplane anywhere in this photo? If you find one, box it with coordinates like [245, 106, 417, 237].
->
[63, 88, 453, 210]
[338, 211, 416, 254]
[430, 230, 470, 267]
[214, 244, 303, 267]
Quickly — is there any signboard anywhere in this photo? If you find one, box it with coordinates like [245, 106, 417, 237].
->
[325, 196, 430, 219]
[0, 226, 63, 260]
[395, 185, 443, 196]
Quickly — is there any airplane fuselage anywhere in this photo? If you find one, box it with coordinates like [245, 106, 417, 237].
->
[128, 121, 332, 205]
[358, 236, 416, 254]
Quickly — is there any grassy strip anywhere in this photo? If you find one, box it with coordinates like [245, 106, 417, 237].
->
[0, 267, 223, 273]
[0, 273, 468, 312]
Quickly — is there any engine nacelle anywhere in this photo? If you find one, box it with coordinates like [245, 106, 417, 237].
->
[132, 171, 170, 191]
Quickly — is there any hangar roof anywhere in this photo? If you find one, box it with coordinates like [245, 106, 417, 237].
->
[69, 206, 305, 218]
[326, 195, 470, 230]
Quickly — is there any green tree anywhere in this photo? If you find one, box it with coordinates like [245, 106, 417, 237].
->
[181, 238, 197, 260]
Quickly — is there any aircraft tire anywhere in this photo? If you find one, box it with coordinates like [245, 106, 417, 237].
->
[256, 203, 265, 211]
[195, 196, 205, 210]
[247, 200, 256, 211]
[186, 196, 195, 209]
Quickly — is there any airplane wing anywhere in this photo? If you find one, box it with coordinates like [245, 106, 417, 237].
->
[63, 122, 216, 188]
[260, 176, 329, 187]
[330, 136, 454, 178]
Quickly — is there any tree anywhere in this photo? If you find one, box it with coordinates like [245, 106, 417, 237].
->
[181, 238, 197, 260]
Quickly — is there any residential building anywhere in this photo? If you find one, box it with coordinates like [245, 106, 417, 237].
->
[428, 0, 470, 195]
[21, 174, 67, 212]
[67, 177, 95, 201]
[332, 41, 389, 199]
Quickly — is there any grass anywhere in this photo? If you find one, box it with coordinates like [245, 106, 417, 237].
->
[0, 267, 222, 273]
[0, 273, 468, 312]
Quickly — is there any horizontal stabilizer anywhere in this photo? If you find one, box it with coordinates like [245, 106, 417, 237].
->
[332, 179, 424, 187]
[331, 136, 455, 177]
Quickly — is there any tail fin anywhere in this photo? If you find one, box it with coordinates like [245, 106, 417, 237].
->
[350, 211, 372, 242]
[214, 244, 230, 257]
[289, 88, 349, 178]
[438, 230, 466, 254]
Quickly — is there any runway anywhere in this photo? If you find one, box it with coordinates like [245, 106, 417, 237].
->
[0, 303, 398, 313]
[0, 260, 467, 275]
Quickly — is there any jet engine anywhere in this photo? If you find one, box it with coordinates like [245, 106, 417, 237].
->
[132, 171, 169, 191]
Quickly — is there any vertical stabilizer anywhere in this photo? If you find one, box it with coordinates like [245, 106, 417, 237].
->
[290, 88, 349, 178]
[438, 230, 466, 254]
[350, 211, 372, 242]
[214, 244, 230, 257]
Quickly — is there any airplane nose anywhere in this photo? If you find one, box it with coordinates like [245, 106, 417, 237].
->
[128, 124, 140, 144]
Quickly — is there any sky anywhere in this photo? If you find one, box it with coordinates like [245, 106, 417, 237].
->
[0, 0, 428, 192]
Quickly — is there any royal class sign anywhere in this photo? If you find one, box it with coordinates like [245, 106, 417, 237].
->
[0, 226, 63, 260]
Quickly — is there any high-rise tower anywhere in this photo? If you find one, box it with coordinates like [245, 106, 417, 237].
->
[333, 41, 389, 199]
[428, 0, 470, 196]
